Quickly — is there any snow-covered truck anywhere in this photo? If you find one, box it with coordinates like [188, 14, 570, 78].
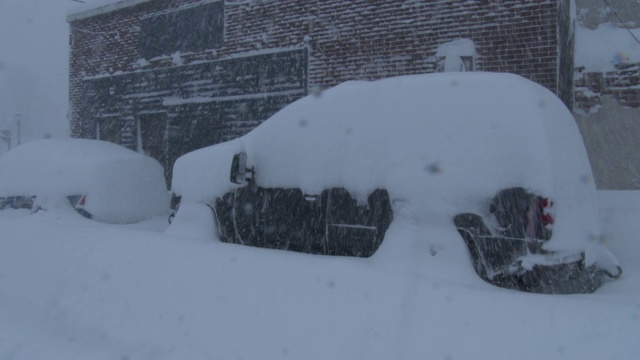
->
[168, 72, 621, 294]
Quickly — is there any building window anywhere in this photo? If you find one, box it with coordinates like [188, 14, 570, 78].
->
[139, 0, 224, 59]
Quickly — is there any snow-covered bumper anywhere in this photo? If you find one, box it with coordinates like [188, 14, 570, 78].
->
[453, 188, 622, 294]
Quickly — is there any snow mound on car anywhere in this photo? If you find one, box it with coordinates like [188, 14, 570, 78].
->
[172, 72, 618, 270]
[0, 138, 169, 223]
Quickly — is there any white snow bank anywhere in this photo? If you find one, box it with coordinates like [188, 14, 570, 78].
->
[171, 72, 617, 271]
[163, 203, 216, 241]
[0, 138, 169, 223]
[575, 22, 640, 71]
[0, 190, 636, 360]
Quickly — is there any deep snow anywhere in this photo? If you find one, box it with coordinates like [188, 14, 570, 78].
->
[0, 190, 638, 360]
[0, 74, 634, 359]
[0, 0, 637, 357]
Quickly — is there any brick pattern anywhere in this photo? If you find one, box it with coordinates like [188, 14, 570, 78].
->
[69, 0, 563, 143]
[69, 0, 206, 137]
[574, 63, 640, 113]
[223, 0, 560, 90]
[81, 49, 307, 180]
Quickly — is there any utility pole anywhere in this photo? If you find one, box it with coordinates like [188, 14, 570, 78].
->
[14, 113, 22, 146]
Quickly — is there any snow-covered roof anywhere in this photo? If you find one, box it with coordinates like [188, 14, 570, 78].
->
[67, 0, 152, 22]
[67, 0, 223, 22]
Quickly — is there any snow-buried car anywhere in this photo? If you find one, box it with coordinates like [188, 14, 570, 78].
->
[0, 138, 169, 223]
[168, 72, 621, 294]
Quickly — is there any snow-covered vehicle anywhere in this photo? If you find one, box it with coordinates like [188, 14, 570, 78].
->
[0, 138, 169, 223]
[169, 72, 621, 294]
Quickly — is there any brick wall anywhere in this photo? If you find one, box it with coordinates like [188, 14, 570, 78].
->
[223, 0, 562, 91]
[69, 0, 207, 139]
[69, 0, 566, 167]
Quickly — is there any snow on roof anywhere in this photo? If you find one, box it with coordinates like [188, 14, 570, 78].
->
[67, 0, 152, 22]
[67, 0, 223, 22]
[0, 138, 146, 195]
[171, 72, 618, 271]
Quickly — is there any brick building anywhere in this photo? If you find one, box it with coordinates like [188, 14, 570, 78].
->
[68, 0, 574, 181]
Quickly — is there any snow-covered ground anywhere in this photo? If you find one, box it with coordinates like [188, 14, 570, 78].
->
[0, 190, 637, 360]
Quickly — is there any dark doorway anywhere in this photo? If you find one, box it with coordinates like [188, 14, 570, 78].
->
[97, 116, 124, 145]
[138, 113, 169, 182]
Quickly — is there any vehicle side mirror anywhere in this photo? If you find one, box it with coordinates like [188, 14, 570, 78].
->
[230, 152, 253, 184]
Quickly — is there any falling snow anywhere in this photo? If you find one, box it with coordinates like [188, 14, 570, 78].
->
[0, 0, 639, 359]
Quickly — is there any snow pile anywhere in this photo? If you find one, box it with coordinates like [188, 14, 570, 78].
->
[575, 22, 640, 71]
[171, 72, 618, 271]
[0, 138, 169, 223]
